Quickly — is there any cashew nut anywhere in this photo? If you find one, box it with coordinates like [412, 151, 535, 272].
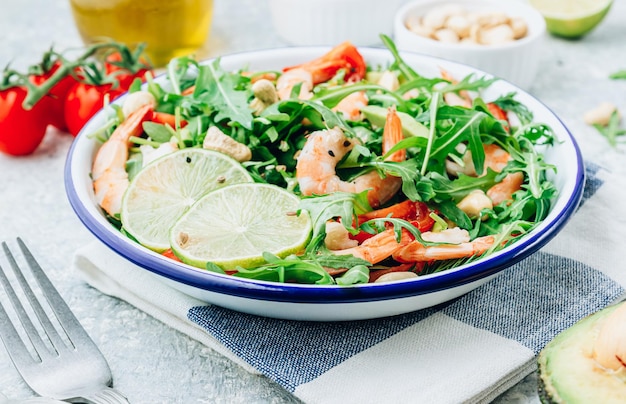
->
[405, 5, 528, 46]
[456, 189, 493, 219]
[433, 28, 460, 43]
[478, 24, 515, 45]
[249, 79, 279, 115]
[203, 126, 252, 162]
[583, 102, 620, 126]
[375, 271, 418, 283]
[324, 221, 358, 250]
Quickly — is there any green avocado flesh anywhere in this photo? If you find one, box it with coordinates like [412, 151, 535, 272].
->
[538, 303, 626, 403]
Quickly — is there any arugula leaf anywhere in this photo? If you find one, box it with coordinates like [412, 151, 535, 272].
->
[491, 92, 534, 125]
[298, 191, 372, 240]
[231, 252, 370, 285]
[314, 253, 372, 270]
[142, 121, 173, 143]
[609, 70, 626, 80]
[336, 265, 370, 285]
[193, 58, 254, 130]
[375, 159, 435, 202]
[592, 111, 626, 148]
[380, 34, 421, 81]
[233, 253, 335, 284]
[312, 83, 404, 109]
[439, 74, 498, 94]
[428, 170, 498, 202]
[263, 99, 354, 136]
[436, 200, 472, 230]
[427, 105, 487, 174]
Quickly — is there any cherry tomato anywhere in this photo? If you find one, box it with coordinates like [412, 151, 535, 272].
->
[0, 86, 48, 156]
[161, 249, 181, 262]
[283, 41, 366, 84]
[350, 200, 436, 243]
[29, 61, 78, 132]
[64, 82, 125, 136]
[104, 52, 151, 89]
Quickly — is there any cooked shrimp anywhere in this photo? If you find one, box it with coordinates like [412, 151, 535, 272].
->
[92, 104, 154, 216]
[481, 143, 524, 205]
[393, 234, 495, 263]
[440, 68, 472, 108]
[276, 68, 314, 100]
[296, 107, 406, 208]
[447, 143, 523, 205]
[333, 91, 368, 121]
[488, 171, 524, 206]
[332, 228, 412, 264]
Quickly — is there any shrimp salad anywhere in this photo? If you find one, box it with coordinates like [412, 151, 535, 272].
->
[89, 35, 558, 286]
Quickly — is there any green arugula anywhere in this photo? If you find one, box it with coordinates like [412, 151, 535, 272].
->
[593, 111, 626, 147]
[192, 58, 254, 130]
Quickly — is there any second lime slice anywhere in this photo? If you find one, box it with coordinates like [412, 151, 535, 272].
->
[169, 183, 312, 270]
[121, 148, 253, 252]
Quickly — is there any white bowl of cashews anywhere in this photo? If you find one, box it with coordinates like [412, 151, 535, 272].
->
[269, 0, 411, 46]
[393, 0, 547, 90]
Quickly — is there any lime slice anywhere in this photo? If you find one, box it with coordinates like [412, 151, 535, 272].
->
[169, 183, 312, 270]
[121, 148, 253, 252]
[529, 0, 613, 38]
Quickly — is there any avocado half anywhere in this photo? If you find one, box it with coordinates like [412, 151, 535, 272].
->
[538, 301, 626, 403]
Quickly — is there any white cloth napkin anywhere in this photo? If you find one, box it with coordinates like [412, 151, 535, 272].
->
[72, 160, 626, 404]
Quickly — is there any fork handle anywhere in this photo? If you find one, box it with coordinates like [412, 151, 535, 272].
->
[79, 387, 130, 404]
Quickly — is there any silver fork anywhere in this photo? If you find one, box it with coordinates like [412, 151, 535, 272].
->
[0, 238, 129, 404]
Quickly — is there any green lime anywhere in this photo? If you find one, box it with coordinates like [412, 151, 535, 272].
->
[169, 183, 312, 270]
[121, 148, 253, 252]
[529, 0, 613, 39]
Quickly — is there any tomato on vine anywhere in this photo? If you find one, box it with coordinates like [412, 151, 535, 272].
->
[28, 50, 80, 132]
[63, 68, 127, 137]
[0, 71, 49, 156]
[104, 44, 152, 89]
[0, 41, 155, 154]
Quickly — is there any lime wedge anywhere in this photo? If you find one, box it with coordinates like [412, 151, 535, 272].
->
[121, 148, 253, 252]
[529, 0, 613, 38]
[169, 183, 312, 270]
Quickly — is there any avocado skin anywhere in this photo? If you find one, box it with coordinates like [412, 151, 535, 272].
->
[537, 371, 557, 404]
[536, 302, 626, 404]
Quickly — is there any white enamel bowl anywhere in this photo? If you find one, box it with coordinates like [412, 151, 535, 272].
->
[65, 47, 584, 321]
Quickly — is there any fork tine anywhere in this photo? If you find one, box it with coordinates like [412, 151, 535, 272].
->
[15, 237, 92, 346]
[0, 244, 56, 362]
[3, 240, 72, 355]
[0, 275, 42, 369]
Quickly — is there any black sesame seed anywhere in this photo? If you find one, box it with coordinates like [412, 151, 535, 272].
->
[343, 140, 351, 147]
[328, 150, 335, 157]
[185, 157, 192, 163]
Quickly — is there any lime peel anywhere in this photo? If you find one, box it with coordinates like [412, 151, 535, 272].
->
[169, 183, 312, 270]
[529, 0, 613, 38]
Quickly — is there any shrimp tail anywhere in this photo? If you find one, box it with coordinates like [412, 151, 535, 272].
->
[393, 235, 495, 263]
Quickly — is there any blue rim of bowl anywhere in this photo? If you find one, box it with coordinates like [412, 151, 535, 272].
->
[64, 47, 585, 305]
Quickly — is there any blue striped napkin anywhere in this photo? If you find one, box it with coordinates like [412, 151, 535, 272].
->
[73, 161, 626, 404]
